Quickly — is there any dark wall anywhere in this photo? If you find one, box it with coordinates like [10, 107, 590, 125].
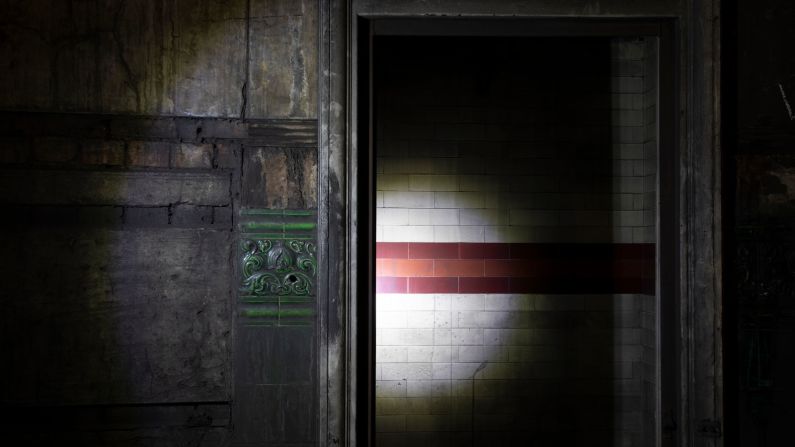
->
[0, 1, 318, 446]
[732, 0, 795, 445]
[1, 0, 788, 445]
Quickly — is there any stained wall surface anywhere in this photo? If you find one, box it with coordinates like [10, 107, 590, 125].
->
[0, 1, 318, 445]
[0, 0, 316, 119]
[733, 1, 795, 445]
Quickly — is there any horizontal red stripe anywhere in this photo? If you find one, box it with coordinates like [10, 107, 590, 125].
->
[374, 260, 647, 279]
[509, 243, 654, 259]
[434, 259, 484, 277]
[376, 242, 408, 259]
[378, 242, 655, 260]
[375, 242, 655, 294]
[409, 242, 459, 259]
[485, 259, 537, 277]
[376, 259, 434, 277]
[460, 243, 510, 259]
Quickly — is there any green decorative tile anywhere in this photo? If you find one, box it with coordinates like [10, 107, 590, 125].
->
[238, 209, 316, 327]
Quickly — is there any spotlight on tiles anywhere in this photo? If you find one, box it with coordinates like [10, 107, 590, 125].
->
[374, 35, 659, 446]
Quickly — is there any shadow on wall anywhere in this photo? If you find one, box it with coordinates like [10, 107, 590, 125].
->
[0, 0, 315, 444]
[373, 36, 652, 446]
[0, 97, 237, 445]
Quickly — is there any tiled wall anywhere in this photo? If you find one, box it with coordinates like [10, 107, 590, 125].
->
[640, 38, 659, 446]
[375, 36, 657, 447]
[376, 293, 647, 445]
[376, 40, 653, 245]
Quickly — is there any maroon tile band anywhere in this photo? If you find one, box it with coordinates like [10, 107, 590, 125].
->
[376, 242, 655, 294]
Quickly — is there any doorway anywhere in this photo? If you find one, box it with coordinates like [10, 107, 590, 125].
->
[358, 19, 677, 447]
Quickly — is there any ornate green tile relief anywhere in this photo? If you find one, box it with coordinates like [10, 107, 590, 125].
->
[238, 209, 317, 327]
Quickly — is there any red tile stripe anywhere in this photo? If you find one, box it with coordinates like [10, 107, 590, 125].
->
[376, 242, 655, 294]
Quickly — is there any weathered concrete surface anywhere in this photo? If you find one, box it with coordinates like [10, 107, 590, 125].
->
[0, 170, 231, 206]
[0, 0, 246, 117]
[0, 112, 318, 143]
[0, 0, 317, 119]
[733, 2, 795, 445]
[14, 427, 231, 447]
[0, 106, 321, 444]
[172, 0, 248, 117]
[0, 228, 233, 405]
[4, 402, 231, 431]
[0, 0, 318, 444]
[243, 146, 318, 209]
[737, 2, 795, 131]
[248, 0, 318, 118]
[737, 151, 795, 220]
[3, 404, 231, 447]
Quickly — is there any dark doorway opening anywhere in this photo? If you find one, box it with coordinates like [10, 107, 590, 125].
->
[356, 19, 677, 447]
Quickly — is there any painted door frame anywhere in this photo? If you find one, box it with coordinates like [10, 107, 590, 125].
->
[317, 2, 723, 447]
